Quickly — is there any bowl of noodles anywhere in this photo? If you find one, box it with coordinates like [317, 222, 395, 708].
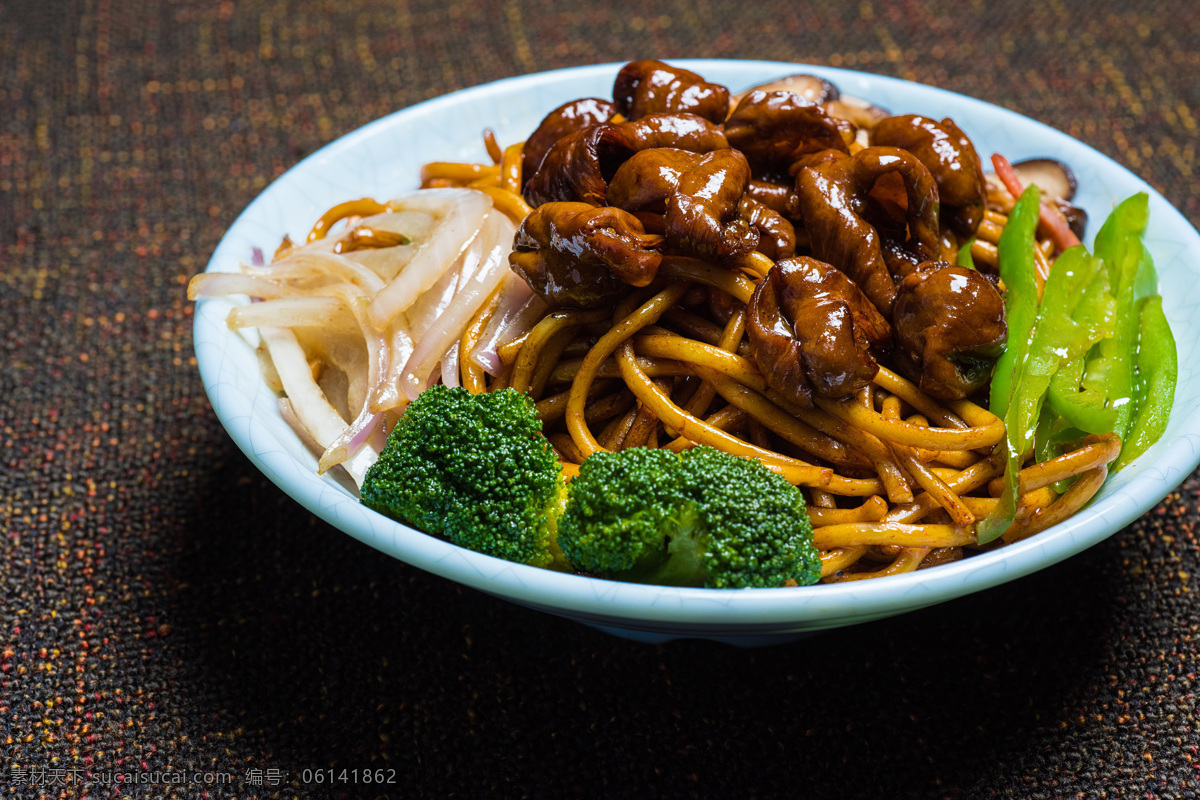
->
[191, 60, 1200, 645]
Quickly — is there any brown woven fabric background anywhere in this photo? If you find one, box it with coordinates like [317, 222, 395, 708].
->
[3, 1, 1199, 797]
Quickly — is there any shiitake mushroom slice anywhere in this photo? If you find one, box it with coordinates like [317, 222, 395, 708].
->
[1009, 158, 1087, 238]
[823, 95, 891, 131]
[730, 74, 841, 110]
[1010, 158, 1078, 202]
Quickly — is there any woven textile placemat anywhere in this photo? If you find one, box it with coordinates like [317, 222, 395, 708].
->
[3, 1, 1199, 797]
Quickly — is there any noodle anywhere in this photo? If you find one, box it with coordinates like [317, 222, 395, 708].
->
[459, 286, 502, 394]
[509, 309, 609, 395]
[566, 283, 690, 456]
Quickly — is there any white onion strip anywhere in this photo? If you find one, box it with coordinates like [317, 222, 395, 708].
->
[278, 398, 325, 457]
[318, 407, 384, 475]
[399, 211, 517, 400]
[227, 297, 354, 331]
[371, 319, 416, 413]
[469, 273, 544, 375]
[188, 273, 292, 301]
[245, 250, 386, 295]
[207, 188, 515, 488]
[366, 188, 492, 327]
[315, 282, 394, 473]
[404, 229, 483, 340]
[259, 327, 377, 483]
[441, 339, 462, 389]
[259, 327, 349, 446]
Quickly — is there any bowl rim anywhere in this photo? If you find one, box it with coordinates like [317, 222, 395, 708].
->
[194, 58, 1200, 632]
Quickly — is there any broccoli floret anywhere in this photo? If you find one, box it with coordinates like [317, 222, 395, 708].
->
[361, 386, 567, 569]
[557, 445, 819, 589]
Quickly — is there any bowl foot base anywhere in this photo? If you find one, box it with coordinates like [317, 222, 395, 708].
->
[584, 621, 817, 647]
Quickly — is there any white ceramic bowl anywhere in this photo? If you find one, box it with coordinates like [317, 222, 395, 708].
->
[193, 60, 1200, 645]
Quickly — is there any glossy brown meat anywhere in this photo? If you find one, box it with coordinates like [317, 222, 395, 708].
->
[871, 115, 986, 239]
[746, 179, 802, 219]
[618, 113, 729, 152]
[724, 91, 851, 182]
[748, 256, 891, 407]
[509, 202, 664, 308]
[664, 148, 759, 261]
[892, 261, 1006, 400]
[607, 148, 699, 213]
[522, 98, 617, 178]
[738, 196, 796, 259]
[612, 60, 731, 123]
[523, 123, 637, 208]
[795, 146, 940, 316]
[608, 148, 759, 261]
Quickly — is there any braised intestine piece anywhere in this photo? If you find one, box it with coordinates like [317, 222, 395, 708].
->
[612, 59, 731, 123]
[871, 114, 987, 239]
[891, 261, 1007, 400]
[508, 202, 664, 308]
[737, 196, 796, 260]
[746, 179, 802, 219]
[747, 256, 891, 407]
[522, 98, 618, 178]
[656, 148, 757, 261]
[609, 148, 759, 262]
[724, 91, 852, 182]
[795, 147, 940, 316]
[618, 112, 729, 152]
[523, 123, 637, 208]
[606, 147, 695, 212]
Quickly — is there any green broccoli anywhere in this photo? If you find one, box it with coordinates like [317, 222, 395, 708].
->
[557, 445, 820, 589]
[361, 385, 568, 569]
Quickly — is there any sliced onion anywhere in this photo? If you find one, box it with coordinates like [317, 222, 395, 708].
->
[469, 273, 544, 375]
[188, 272, 291, 300]
[261, 327, 378, 486]
[404, 223, 485, 340]
[371, 318, 415, 413]
[227, 297, 355, 331]
[199, 188, 517, 487]
[317, 287, 394, 473]
[307, 282, 384, 421]
[325, 210, 438, 281]
[279, 397, 325, 457]
[399, 211, 517, 400]
[441, 338, 462, 388]
[318, 406, 384, 475]
[367, 188, 492, 326]
[246, 250, 386, 295]
[260, 327, 349, 444]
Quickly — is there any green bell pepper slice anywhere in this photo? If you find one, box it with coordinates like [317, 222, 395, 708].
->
[957, 238, 977, 270]
[977, 245, 1111, 543]
[1114, 295, 1177, 469]
[988, 185, 1042, 420]
[1083, 193, 1151, 442]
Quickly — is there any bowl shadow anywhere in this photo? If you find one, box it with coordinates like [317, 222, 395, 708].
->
[172, 452, 1125, 798]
